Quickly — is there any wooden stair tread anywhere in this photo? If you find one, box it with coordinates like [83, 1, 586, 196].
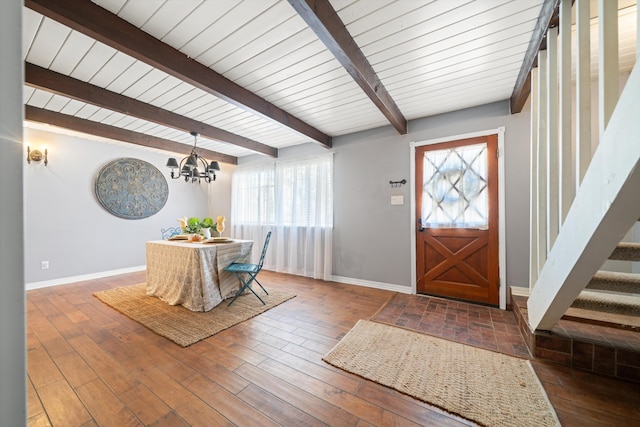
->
[563, 306, 640, 331]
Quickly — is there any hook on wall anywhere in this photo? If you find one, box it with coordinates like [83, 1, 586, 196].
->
[389, 179, 406, 188]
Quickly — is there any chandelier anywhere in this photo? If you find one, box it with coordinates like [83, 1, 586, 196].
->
[166, 131, 220, 183]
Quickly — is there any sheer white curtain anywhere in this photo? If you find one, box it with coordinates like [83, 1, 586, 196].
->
[231, 154, 333, 279]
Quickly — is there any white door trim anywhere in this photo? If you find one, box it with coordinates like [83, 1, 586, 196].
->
[410, 127, 507, 309]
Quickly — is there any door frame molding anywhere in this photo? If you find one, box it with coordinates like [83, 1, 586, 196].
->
[410, 127, 507, 309]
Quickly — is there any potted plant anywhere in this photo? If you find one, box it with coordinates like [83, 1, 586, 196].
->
[178, 216, 218, 239]
[200, 217, 216, 239]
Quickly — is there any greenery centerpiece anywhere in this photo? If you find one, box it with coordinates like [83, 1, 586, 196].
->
[177, 216, 217, 239]
[201, 217, 215, 231]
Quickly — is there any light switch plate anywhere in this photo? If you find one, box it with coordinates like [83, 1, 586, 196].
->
[391, 195, 404, 205]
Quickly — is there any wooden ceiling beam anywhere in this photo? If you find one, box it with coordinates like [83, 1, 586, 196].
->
[25, 63, 276, 158]
[24, 0, 331, 148]
[510, 0, 561, 113]
[25, 106, 238, 165]
[288, 0, 407, 135]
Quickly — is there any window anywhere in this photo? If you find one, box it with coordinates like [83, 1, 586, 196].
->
[232, 162, 275, 225]
[231, 153, 333, 279]
[421, 143, 488, 228]
[233, 155, 333, 228]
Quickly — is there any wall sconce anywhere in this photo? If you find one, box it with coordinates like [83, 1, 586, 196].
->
[27, 146, 48, 166]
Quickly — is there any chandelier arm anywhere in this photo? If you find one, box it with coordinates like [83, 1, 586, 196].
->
[181, 156, 193, 181]
[198, 156, 207, 176]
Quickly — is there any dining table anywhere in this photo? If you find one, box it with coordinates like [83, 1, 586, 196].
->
[145, 238, 254, 312]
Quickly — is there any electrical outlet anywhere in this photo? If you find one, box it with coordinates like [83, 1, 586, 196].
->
[41, 261, 49, 270]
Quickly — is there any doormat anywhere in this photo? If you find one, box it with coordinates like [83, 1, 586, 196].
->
[323, 320, 560, 427]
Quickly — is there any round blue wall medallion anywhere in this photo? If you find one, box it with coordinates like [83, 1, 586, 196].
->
[95, 158, 168, 219]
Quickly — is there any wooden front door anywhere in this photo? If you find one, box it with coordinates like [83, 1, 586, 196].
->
[415, 135, 499, 305]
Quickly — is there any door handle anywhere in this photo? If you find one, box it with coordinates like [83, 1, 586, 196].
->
[417, 218, 425, 232]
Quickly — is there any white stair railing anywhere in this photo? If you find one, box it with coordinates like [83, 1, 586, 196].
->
[527, 0, 639, 331]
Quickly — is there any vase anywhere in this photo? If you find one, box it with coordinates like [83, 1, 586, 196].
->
[202, 228, 212, 239]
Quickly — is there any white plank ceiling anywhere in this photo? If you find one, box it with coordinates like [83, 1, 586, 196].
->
[22, 0, 637, 162]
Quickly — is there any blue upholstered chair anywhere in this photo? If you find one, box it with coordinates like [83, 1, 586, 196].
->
[225, 231, 272, 306]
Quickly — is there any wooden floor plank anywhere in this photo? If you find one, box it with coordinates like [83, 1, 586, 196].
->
[75, 379, 143, 426]
[37, 379, 93, 427]
[280, 341, 328, 365]
[182, 372, 280, 427]
[27, 328, 43, 352]
[28, 314, 75, 358]
[145, 368, 233, 427]
[119, 384, 173, 426]
[161, 345, 250, 394]
[232, 321, 292, 349]
[253, 341, 361, 393]
[27, 376, 49, 425]
[206, 337, 269, 366]
[67, 335, 138, 395]
[53, 351, 98, 389]
[235, 362, 360, 427]
[251, 322, 308, 345]
[299, 335, 337, 354]
[27, 347, 65, 389]
[146, 411, 189, 427]
[236, 383, 327, 427]
[129, 365, 234, 427]
[47, 311, 84, 340]
[256, 357, 420, 426]
[197, 345, 247, 372]
[27, 412, 52, 427]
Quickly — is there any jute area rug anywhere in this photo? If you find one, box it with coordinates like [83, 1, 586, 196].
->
[94, 283, 295, 347]
[323, 320, 560, 427]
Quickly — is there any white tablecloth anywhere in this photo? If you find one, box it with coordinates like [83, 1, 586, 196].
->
[145, 239, 253, 311]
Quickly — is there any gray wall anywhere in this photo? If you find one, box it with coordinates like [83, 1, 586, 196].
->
[240, 100, 532, 289]
[24, 127, 214, 286]
[0, 0, 26, 424]
[26, 98, 532, 292]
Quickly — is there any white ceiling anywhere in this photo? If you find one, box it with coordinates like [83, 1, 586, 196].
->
[22, 0, 637, 162]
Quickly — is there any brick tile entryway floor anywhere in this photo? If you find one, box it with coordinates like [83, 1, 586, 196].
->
[372, 293, 531, 358]
[371, 293, 640, 426]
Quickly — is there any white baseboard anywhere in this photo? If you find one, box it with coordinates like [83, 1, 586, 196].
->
[25, 267, 412, 295]
[25, 265, 146, 290]
[510, 286, 530, 297]
[329, 275, 412, 294]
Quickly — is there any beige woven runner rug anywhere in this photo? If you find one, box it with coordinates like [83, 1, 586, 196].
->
[323, 320, 560, 427]
[94, 283, 295, 347]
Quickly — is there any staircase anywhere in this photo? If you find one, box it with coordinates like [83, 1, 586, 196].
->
[512, 239, 640, 383]
[515, 0, 640, 383]
[570, 241, 640, 329]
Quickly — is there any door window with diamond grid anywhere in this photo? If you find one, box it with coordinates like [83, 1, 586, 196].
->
[421, 143, 488, 228]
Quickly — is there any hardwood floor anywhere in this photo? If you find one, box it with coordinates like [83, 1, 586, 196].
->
[27, 271, 640, 426]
